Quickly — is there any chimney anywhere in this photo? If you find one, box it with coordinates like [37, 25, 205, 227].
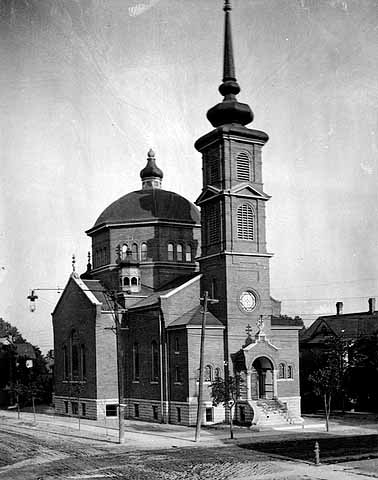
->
[336, 301, 343, 316]
[368, 298, 376, 314]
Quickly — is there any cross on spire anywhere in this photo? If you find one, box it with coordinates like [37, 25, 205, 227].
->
[245, 323, 253, 336]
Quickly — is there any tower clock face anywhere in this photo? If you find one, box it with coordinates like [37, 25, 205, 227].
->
[239, 291, 256, 312]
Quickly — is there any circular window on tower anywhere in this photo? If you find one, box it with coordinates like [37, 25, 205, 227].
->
[239, 290, 257, 312]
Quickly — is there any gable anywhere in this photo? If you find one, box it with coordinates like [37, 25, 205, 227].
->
[230, 183, 270, 200]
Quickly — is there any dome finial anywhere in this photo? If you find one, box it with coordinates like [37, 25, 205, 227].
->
[140, 148, 163, 190]
[206, 0, 253, 127]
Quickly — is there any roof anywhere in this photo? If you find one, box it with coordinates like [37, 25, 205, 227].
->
[128, 274, 200, 310]
[271, 315, 304, 327]
[88, 189, 200, 232]
[168, 305, 224, 328]
[301, 311, 378, 342]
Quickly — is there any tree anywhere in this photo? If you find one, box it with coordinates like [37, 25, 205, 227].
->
[0, 318, 25, 344]
[210, 376, 239, 439]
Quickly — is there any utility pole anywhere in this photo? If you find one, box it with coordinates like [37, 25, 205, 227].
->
[195, 291, 218, 442]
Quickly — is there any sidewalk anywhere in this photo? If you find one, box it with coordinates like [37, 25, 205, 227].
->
[1, 408, 378, 449]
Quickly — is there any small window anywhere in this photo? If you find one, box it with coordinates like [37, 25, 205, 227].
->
[141, 243, 148, 260]
[204, 365, 212, 382]
[185, 244, 192, 262]
[106, 404, 117, 417]
[168, 243, 174, 261]
[177, 407, 181, 423]
[214, 367, 221, 379]
[205, 407, 213, 422]
[177, 244, 183, 262]
[64, 401, 68, 414]
[287, 365, 293, 379]
[278, 363, 286, 379]
[71, 401, 78, 415]
[134, 404, 139, 417]
[124, 277, 130, 286]
[121, 244, 128, 259]
[131, 277, 138, 286]
[81, 403, 86, 416]
[174, 337, 179, 354]
[152, 405, 158, 420]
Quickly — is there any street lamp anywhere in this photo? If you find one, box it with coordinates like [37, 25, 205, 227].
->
[27, 290, 38, 312]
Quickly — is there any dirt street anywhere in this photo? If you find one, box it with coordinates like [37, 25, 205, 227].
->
[1, 413, 378, 479]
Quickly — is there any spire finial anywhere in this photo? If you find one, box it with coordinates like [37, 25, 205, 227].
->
[206, 0, 253, 127]
[72, 254, 76, 272]
[140, 148, 163, 189]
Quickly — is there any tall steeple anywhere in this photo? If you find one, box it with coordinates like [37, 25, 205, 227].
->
[207, 0, 254, 128]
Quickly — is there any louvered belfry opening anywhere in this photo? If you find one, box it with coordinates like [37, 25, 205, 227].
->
[237, 203, 254, 240]
[236, 151, 251, 181]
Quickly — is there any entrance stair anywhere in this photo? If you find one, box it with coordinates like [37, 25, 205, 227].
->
[248, 399, 303, 426]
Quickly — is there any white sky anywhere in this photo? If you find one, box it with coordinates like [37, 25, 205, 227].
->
[1, 0, 378, 352]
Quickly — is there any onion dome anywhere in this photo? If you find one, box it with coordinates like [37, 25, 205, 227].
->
[207, 0, 253, 128]
[140, 149, 163, 189]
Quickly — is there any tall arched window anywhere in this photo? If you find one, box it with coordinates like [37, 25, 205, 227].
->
[204, 365, 212, 382]
[236, 151, 252, 181]
[177, 244, 183, 262]
[185, 244, 192, 262]
[287, 365, 293, 379]
[81, 345, 86, 379]
[132, 243, 138, 261]
[63, 345, 68, 380]
[131, 277, 138, 286]
[151, 341, 159, 381]
[71, 330, 80, 379]
[141, 243, 148, 260]
[132, 343, 140, 381]
[237, 204, 255, 240]
[167, 243, 174, 261]
[211, 278, 217, 300]
[123, 277, 130, 286]
[121, 244, 128, 259]
[215, 367, 221, 379]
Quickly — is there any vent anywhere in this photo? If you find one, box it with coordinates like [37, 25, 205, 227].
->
[236, 152, 251, 181]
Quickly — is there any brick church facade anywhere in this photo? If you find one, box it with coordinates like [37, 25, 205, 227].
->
[52, 1, 303, 427]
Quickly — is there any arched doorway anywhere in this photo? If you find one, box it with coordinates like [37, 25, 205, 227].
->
[252, 356, 274, 399]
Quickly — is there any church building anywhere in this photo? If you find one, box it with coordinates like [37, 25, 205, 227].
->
[52, 0, 303, 427]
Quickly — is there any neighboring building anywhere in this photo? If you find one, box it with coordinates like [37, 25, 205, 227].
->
[300, 298, 378, 349]
[52, 1, 303, 426]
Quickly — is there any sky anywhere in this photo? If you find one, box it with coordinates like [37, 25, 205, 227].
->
[1, 0, 378, 352]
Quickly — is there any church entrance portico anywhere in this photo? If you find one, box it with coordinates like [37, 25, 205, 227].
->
[252, 356, 274, 400]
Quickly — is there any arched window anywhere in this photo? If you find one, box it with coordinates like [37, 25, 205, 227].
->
[204, 365, 212, 382]
[123, 277, 130, 286]
[63, 346, 68, 380]
[131, 277, 138, 286]
[132, 343, 139, 381]
[132, 243, 138, 261]
[237, 204, 255, 240]
[185, 244, 192, 262]
[70, 330, 79, 379]
[177, 244, 183, 262]
[121, 244, 128, 259]
[141, 243, 147, 260]
[175, 366, 181, 383]
[168, 243, 174, 261]
[151, 341, 159, 381]
[287, 365, 293, 379]
[174, 337, 180, 353]
[215, 367, 221, 379]
[236, 151, 252, 181]
[81, 344, 86, 379]
[278, 363, 286, 379]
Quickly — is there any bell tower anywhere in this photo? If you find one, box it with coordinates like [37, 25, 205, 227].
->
[195, 0, 273, 355]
